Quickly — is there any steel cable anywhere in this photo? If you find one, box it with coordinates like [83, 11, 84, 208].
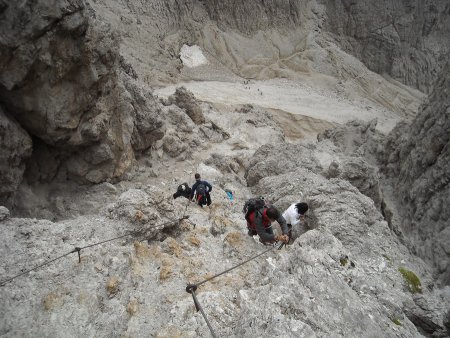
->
[0, 216, 186, 287]
[185, 242, 282, 337]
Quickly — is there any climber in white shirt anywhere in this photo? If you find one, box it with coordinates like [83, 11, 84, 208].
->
[282, 202, 309, 238]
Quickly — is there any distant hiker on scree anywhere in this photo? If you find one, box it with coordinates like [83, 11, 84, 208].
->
[190, 173, 212, 207]
[282, 202, 309, 238]
[244, 198, 289, 244]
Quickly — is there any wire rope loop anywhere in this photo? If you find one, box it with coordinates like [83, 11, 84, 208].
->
[186, 284, 198, 294]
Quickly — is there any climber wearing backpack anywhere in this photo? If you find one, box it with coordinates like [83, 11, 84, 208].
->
[189, 173, 212, 207]
[244, 198, 289, 244]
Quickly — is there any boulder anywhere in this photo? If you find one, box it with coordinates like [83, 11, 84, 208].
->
[168, 87, 205, 125]
[0, 206, 10, 221]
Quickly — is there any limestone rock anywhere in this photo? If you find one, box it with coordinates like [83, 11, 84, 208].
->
[323, 0, 450, 93]
[0, 206, 10, 221]
[125, 78, 165, 152]
[0, 2, 449, 338]
[205, 153, 242, 174]
[162, 135, 188, 158]
[0, 107, 32, 206]
[317, 119, 384, 163]
[339, 158, 382, 209]
[168, 87, 205, 125]
[23, 139, 60, 184]
[382, 63, 450, 284]
[0, 0, 165, 190]
[245, 143, 321, 187]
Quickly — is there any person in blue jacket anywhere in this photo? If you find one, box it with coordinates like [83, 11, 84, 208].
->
[189, 173, 212, 207]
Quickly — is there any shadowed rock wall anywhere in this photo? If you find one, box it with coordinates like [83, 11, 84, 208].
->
[0, 107, 32, 204]
[0, 1, 164, 206]
[383, 63, 450, 284]
[322, 0, 450, 93]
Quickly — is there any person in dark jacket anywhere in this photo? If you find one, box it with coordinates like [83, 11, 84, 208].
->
[247, 206, 289, 244]
[173, 182, 191, 199]
[189, 173, 212, 207]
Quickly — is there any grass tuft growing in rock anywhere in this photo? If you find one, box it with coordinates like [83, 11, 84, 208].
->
[398, 267, 422, 293]
[391, 318, 402, 326]
[339, 256, 348, 266]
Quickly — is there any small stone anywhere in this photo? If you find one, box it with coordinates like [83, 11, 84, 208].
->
[106, 277, 120, 295]
[101, 182, 117, 193]
[127, 299, 139, 315]
[0, 206, 10, 221]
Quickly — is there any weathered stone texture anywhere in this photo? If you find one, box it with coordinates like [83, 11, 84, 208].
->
[0, 0, 165, 204]
[0, 108, 32, 206]
[322, 0, 450, 93]
[383, 63, 450, 284]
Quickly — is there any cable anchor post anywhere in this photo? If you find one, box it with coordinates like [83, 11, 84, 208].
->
[74, 247, 82, 263]
[186, 284, 200, 312]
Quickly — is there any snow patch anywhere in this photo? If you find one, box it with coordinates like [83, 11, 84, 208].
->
[179, 44, 208, 68]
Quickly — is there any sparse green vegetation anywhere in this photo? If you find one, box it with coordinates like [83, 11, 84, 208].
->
[398, 267, 422, 294]
[392, 318, 402, 326]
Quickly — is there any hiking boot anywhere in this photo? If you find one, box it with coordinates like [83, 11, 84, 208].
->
[247, 229, 257, 237]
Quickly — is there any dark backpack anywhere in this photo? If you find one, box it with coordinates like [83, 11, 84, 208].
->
[243, 197, 267, 216]
[173, 182, 191, 199]
[196, 183, 207, 196]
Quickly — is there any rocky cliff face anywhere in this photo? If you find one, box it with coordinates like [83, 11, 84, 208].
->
[0, 0, 165, 206]
[322, 0, 450, 94]
[382, 63, 450, 285]
[0, 107, 32, 204]
[0, 5, 449, 336]
[87, 0, 426, 115]
[2, 116, 449, 336]
[87, 0, 449, 93]
[2, 0, 447, 206]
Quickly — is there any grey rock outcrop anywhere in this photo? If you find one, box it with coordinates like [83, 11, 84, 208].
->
[0, 107, 32, 206]
[3, 0, 447, 207]
[245, 135, 383, 211]
[0, 0, 165, 204]
[318, 120, 385, 209]
[382, 63, 450, 285]
[323, 0, 450, 93]
[335, 157, 382, 210]
[1, 91, 449, 336]
[2, 162, 449, 337]
[0, 206, 9, 221]
[1, 1, 449, 337]
[244, 151, 449, 337]
[168, 87, 205, 125]
[245, 143, 322, 187]
[88, 0, 449, 96]
[317, 119, 385, 162]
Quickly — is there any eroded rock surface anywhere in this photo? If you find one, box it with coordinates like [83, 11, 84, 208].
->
[0, 107, 32, 206]
[0, 0, 165, 204]
[382, 63, 450, 285]
[0, 1, 449, 337]
[323, 0, 450, 93]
